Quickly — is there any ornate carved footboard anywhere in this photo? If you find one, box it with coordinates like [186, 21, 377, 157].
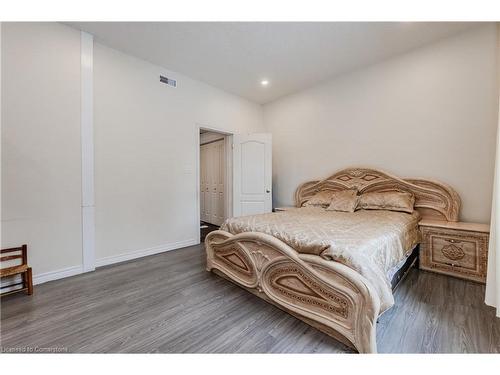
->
[205, 230, 381, 353]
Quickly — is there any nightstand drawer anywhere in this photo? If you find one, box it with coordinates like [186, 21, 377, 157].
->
[420, 226, 488, 283]
[430, 235, 478, 270]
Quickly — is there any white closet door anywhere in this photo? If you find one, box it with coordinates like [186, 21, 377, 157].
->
[200, 139, 225, 226]
[200, 145, 209, 223]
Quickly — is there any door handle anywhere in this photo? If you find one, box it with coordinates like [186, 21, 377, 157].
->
[266, 189, 271, 193]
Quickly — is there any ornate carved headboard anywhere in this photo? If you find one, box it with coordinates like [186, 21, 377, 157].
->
[294, 167, 461, 222]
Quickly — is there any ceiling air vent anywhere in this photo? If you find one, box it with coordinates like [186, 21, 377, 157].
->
[160, 75, 177, 88]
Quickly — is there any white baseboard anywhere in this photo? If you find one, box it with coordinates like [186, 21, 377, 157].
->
[95, 238, 199, 268]
[33, 265, 84, 285]
[25, 239, 198, 286]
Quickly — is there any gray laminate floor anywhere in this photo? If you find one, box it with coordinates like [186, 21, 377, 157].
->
[1, 244, 499, 353]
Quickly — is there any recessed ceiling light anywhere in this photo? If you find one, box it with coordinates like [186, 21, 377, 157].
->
[261, 79, 269, 86]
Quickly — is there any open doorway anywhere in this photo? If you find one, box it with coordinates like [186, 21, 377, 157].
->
[198, 127, 232, 242]
[196, 127, 272, 243]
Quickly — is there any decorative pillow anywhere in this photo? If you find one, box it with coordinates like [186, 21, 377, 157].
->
[302, 190, 334, 207]
[357, 191, 415, 214]
[325, 190, 359, 213]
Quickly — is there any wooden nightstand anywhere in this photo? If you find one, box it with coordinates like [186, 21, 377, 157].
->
[273, 207, 296, 212]
[419, 219, 489, 283]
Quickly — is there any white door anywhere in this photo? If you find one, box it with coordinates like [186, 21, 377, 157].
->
[200, 139, 225, 226]
[233, 133, 272, 217]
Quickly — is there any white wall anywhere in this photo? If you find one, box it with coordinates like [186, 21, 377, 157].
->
[93, 44, 264, 264]
[1, 22, 264, 279]
[264, 25, 499, 223]
[1, 23, 83, 278]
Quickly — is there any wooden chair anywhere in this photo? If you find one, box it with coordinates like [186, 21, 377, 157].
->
[1, 244, 33, 297]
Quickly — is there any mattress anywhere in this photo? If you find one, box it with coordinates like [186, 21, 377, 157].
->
[221, 207, 420, 312]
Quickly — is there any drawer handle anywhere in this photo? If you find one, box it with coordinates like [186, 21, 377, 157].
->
[445, 239, 462, 244]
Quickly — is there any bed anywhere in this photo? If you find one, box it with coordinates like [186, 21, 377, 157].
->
[204, 168, 461, 353]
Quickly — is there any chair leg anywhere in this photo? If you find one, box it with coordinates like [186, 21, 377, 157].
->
[21, 271, 27, 290]
[26, 268, 33, 295]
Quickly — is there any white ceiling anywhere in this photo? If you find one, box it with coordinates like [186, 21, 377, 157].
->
[68, 22, 482, 104]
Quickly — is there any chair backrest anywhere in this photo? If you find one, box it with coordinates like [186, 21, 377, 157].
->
[1, 244, 27, 269]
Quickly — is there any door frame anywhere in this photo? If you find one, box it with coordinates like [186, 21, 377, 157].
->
[195, 123, 233, 243]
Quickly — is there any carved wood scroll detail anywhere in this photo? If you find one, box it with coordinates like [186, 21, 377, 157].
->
[295, 167, 461, 221]
[210, 243, 257, 287]
[265, 263, 349, 319]
[440, 244, 465, 261]
[251, 251, 270, 271]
